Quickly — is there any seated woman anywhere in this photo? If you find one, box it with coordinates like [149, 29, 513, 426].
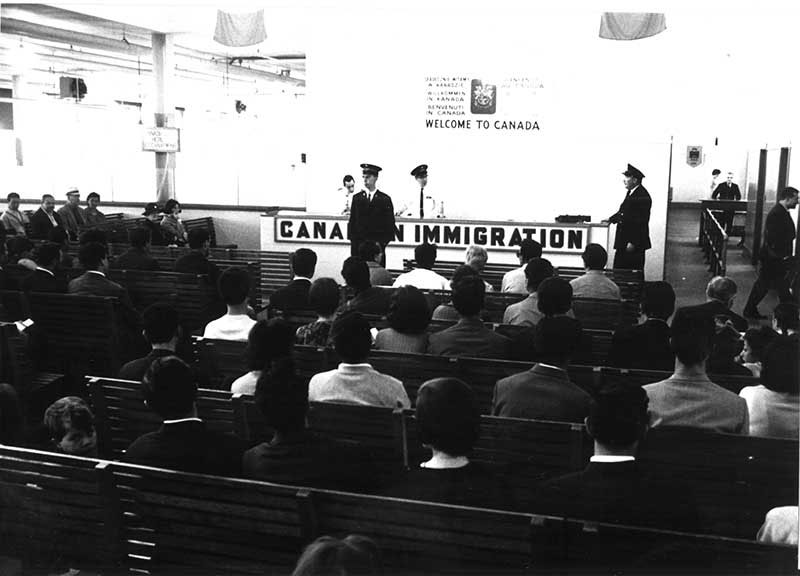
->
[374, 285, 431, 353]
[386, 377, 509, 509]
[296, 278, 340, 347]
[242, 358, 377, 489]
[160, 199, 188, 246]
[739, 336, 799, 438]
[740, 326, 778, 377]
[431, 265, 490, 322]
[44, 396, 98, 457]
[231, 319, 294, 396]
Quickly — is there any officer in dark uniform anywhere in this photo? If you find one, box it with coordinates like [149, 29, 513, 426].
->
[711, 171, 742, 232]
[142, 202, 167, 246]
[608, 164, 652, 271]
[347, 164, 396, 265]
[743, 186, 799, 319]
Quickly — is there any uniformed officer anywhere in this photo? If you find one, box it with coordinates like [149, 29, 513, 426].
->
[411, 164, 437, 219]
[608, 164, 652, 271]
[347, 164, 396, 265]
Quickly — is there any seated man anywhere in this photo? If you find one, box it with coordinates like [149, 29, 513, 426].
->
[269, 247, 317, 312]
[358, 241, 393, 287]
[56, 188, 86, 241]
[29, 194, 64, 239]
[68, 242, 138, 320]
[124, 356, 244, 475]
[502, 258, 554, 327]
[464, 245, 494, 292]
[607, 281, 675, 371]
[535, 384, 699, 533]
[509, 276, 574, 361]
[569, 244, 621, 300]
[82, 192, 105, 227]
[174, 228, 219, 281]
[644, 308, 748, 434]
[203, 267, 257, 341]
[339, 257, 391, 316]
[1, 192, 29, 236]
[432, 265, 490, 322]
[428, 276, 511, 359]
[111, 227, 160, 271]
[21, 242, 67, 293]
[683, 276, 747, 333]
[119, 303, 181, 382]
[392, 243, 449, 290]
[309, 311, 411, 408]
[48, 227, 74, 269]
[492, 315, 590, 422]
[501, 239, 542, 293]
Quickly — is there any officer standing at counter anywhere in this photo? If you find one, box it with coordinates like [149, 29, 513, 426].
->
[347, 163, 396, 264]
[608, 163, 652, 271]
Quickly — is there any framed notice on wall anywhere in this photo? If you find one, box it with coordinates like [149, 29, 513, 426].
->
[142, 127, 180, 152]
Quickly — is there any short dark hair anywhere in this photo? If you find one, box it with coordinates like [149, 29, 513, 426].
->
[387, 285, 431, 333]
[129, 227, 150, 248]
[6, 192, 20, 201]
[452, 275, 485, 317]
[78, 242, 107, 270]
[712, 169, 721, 176]
[582, 244, 608, 270]
[416, 378, 479, 457]
[778, 186, 799, 201]
[518, 239, 542, 261]
[142, 356, 196, 419]
[415, 243, 437, 269]
[773, 302, 799, 333]
[35, 242, 61, 267]
[86, 192, 100, 202]
[357, 241, 381, 262]
[641, 281, 676, 320]
[291, 248, 317, 278]
[187, 228, 210, 249]
[450, 264, 478, 288]
[525, 258, 554, 291]
[537, 277, 573, 316]
[309, 277, 340, 316]
[341, 257, 371, 290]
[143, 302, 179, 344]
[217, 267, 251, 306]
[44, 396, 95, 445]
[42, 194, 54, 202]
[534, 316, 582, 364]
[331, 311, 372, 363]
[670, 308, 714, 365]
[292, 535, 381, 576]
[761, 336, 799, 394]
[743, 326, 778, 362]
[164, 198, 180, 214]
[342, 175, 355, 185]
[587, 384, 649, 447]
[246, 318, 295, 372]
[47, 226, 69, 245]
[254, 356, 305, 434]
[79, 228, 108, 246]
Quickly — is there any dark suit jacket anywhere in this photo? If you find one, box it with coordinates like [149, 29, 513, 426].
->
[339, 286, 392, 316]
[29, 208, 64, 239]
[118, 348, 175, 382]
[269, 278, 312, 312]
[174, 250, 219, 280]
[68, 271, 141, 328]
[535, 461, 699, 533]
[427, 317, 511, 359]
[761, 203, 796, 262]
[111, 247, 160, 271]
[348, 190, 396, 246]
[492, 363, 592, 422]
[682, 300, 748, 333]
[610, 185, 652, 251]
[607, 319, 674, 372]
[712, 182, 741, 200]
[124, 419, 244, 476]
[20, 268, 67, 293]
[143, 220, 168, 246]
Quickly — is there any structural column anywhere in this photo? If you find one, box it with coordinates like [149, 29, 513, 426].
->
[152, 33, 176, 203]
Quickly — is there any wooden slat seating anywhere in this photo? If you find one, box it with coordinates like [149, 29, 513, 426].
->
[183, 216, 235, 248]
[87, 376, 237, 460]
[0, 445, 794, 575]
[0, 446, 120, 571]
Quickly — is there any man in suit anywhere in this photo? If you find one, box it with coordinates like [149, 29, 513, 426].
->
[607, 281, 675, 371]
[492, 315, 591, 422]
[428, 275, 511, 359]
[347, 163, 396, 264]
[358, 241, 393, 287]
[174, 228, 219, 280]
[681, 276, 748, 332]
[268, 248, 317, 312]
[123, 356, 244, 475]
[20, 242, 67, 293]
[57, 188, 86, 241]
[608, 164, 651, 271]
[743, 186, 799, 319]
[534, 384, 699, 533]
[502, 257, 554, 327]
[118, 303, 181, 382]
[644, 308, 749, 434]
[711, 171, 742, 232]
[29, 194, 64, 239]
[339, 257, 391, 316]
[111, 227, 160, 271]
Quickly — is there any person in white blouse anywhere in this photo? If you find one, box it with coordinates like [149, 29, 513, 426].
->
[392, 243, 449, 290]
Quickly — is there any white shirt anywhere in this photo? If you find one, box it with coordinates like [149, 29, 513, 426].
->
[203, 314, 257, 342]
[501, 266, 527, 293]
[309, 363, 410, 409]
[590, 455, 635, 463]
[231, 370, 261, 396]
[392, 268, 450, 290]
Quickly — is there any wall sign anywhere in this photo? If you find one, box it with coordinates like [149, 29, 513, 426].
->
[686, 145, 703, 167]
[142, 127, 181, 152]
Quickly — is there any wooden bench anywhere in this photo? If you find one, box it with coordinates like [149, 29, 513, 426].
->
[183, 216, 235, 248]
